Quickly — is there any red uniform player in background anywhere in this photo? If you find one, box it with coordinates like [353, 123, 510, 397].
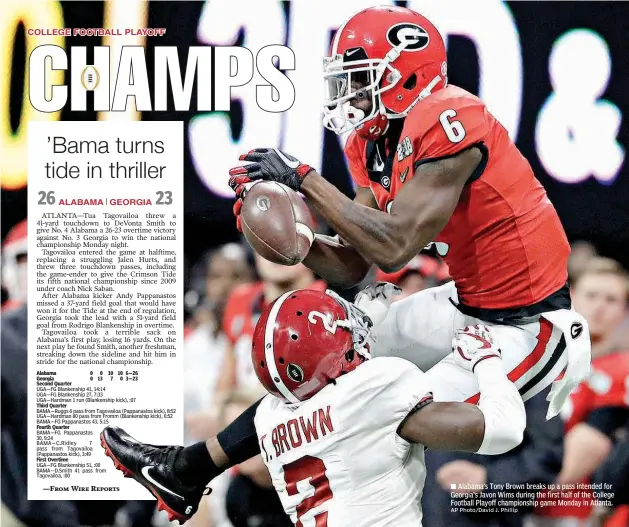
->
[532, 259, 629, 527]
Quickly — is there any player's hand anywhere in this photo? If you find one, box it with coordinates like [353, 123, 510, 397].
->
[228, 148, 314, 192]
[354, 282, 401, 326]
[452, 324, 501, 373]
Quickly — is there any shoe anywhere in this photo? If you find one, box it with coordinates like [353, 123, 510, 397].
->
[101, 426, 208, 524]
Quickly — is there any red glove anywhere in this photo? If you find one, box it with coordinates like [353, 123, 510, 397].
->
[231, 181, 255, 233]
[233, 196, 243, 232]
[228, 148, 313, 193]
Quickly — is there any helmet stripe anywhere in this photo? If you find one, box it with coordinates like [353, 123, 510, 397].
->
[264, 290, 300, 404]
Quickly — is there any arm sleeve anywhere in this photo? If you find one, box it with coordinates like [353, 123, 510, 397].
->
[410, 101, 489, 171]
[217, 398, 263, 464]
[474, 360, 526, 455]
[343, 132, 371, 188]
[484, 388, 564, 487]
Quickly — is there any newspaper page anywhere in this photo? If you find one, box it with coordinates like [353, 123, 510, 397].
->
[27, 121, 183, 500]
[2, 2, 628, 527]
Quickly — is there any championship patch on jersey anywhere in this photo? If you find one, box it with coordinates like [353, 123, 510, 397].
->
[397, 137, 413, 161]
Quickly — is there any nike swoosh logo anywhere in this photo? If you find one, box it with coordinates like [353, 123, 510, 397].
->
[466, 333, 492, 349]
[346, 49, 360, 56]
[400, 167, 409, 182]
[275, 149, 299, 169]
[141, 465, 184, 500]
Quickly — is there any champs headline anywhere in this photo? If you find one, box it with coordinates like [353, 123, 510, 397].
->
[29, 44, 295, 113]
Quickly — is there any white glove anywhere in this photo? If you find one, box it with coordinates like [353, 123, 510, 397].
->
[452, 324, 502, 373]
[354, 282, 401, 327]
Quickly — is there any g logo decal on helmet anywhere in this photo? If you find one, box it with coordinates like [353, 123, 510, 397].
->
[287, 363, 305, 383]
[386, 23, 430, 52]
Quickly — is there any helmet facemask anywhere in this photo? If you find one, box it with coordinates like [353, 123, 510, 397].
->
[322, 24, 446, 137]
[324, 289, 372, 361]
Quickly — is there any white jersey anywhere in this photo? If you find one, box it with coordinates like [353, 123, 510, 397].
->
[254, 357, 432, 527]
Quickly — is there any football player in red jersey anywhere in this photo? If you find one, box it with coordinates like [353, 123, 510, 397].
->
[100, 7, 592, 524]
[229, 6, 590, 414]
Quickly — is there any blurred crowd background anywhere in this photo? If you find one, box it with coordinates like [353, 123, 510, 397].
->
[2, 1, 629, 527]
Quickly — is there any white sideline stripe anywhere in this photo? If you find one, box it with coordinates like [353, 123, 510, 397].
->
[295, 223, 315, 246]
[264, 291, 300, 403]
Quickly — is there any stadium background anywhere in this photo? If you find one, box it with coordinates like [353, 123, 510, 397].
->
[1, 1, 629, 527]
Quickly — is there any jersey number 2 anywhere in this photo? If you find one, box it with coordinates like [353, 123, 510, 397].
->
[284, 455, 332, 527]
[439, 109, 466, 143]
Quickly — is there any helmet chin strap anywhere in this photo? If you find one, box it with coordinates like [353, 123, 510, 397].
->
[325, 290, 373, 360]
[352, 103, 390, 140]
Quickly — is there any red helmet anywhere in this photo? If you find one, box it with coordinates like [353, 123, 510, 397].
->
[252, 289, 366, 403]
[322, 6, 447, 140]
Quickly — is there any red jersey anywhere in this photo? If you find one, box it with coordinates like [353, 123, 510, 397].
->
[344, 85, 570, 310]
[222, 281, 327, 388]
[563, 351, 629, 430]
[537, 351, 629, 519]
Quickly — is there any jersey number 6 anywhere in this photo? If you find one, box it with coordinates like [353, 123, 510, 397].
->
[439, 109, 467, 144]
[284, 455, 333, 527]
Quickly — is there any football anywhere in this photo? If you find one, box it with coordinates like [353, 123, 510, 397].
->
[240, 181, 316, 266]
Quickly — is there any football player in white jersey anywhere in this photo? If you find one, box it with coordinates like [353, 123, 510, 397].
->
[102, 287, 525, 525]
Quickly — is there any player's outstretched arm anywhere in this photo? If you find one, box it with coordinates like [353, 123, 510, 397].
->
[302, 186, 375, 287]
[399, 326, 526, 455]
[228, 146, 480, 273]
[399, 359, 525, 454]
[300, 147, 482, 272]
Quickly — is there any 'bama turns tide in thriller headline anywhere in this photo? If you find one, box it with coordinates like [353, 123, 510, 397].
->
[29, 44, 295, 113]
